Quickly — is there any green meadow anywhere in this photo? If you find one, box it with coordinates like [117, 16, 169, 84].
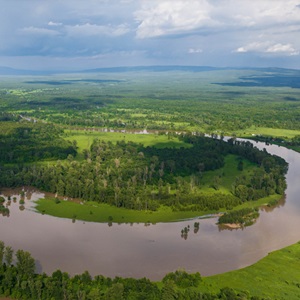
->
[35, 199, 208, 223]
[201, 154, 256, 193]
[237, 126, 300, 139]
[34, 193, 280, 224]
[64, 130, 191, 152]
[63, 129, 192, 160]
[201, 241, 300, 299]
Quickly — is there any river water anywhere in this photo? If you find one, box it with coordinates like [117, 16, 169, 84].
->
[0, 140, 299, 280]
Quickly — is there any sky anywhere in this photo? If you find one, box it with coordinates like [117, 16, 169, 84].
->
[0, 0, 300, 70]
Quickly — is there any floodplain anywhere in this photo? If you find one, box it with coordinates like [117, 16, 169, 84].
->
[1, 67, 300, 299]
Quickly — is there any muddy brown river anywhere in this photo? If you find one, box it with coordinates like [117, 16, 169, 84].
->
[0, 140, 300, 280]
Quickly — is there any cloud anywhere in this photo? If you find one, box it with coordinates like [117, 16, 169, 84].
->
[48, 21, 63, 26]
[1, 0, 300, 69]
[219, 0, 300, 28]
[135, 0, 300, 39]
[235, 42, 268, 53]
[235, 41, 299, 56]
[188, 48, 203, 54]
[65, 23, 130, 37]
[135, 0, 216, 38]
[266, 43, 299, 55]
[20, 26, 60, 36]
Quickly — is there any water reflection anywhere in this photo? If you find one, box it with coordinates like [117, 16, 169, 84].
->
[180, 222, 201, 239]
[218, 223, 246, 232]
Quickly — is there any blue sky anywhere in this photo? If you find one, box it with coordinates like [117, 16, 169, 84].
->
[1, 0, 300, 70]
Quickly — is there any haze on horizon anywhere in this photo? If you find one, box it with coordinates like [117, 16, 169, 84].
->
[1, 0, 300, 71]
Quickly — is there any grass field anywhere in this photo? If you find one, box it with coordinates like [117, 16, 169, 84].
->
[34, 199, 213, 223]
[65, 127, 300, 162]
[201, 241, 300, 299]
[236, 126, 300, 139]
[64, 130, 191, 160]
[201, 154, 256, 193]
[34, 193, 280, 224]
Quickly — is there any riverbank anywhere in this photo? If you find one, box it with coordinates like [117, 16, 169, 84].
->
[201, 241, 300, 299]
[233, 126, 300, 153]
[34, 193, 282, 224]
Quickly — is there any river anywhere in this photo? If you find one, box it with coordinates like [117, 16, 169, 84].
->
[0, 140, 299, 280]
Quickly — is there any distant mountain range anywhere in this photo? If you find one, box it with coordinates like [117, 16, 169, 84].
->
[0, 65, 299, 76]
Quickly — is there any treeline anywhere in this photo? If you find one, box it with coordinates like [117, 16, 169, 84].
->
[251, 134, 300, 149]
[0, 112, 20, 122]
[0, 120, 77, 163]
[0, 241, 266, 300]
[0, 133, 288, 212]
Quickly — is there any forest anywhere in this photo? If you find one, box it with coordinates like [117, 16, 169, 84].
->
[0, 116, 287, 217]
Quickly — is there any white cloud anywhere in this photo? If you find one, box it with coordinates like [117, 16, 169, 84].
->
[235, 42, 268, 53]
[216, 0, 300, 28]
[48, 21, 63, 26]
[135, 0, 300, 39]
[235, 41, 299, 56]
[266, 43, 299, 55]
[20, 26, 60, 36]
[188, 48, 203, 54]
[65, 23, 130, 37]
[135, 0, 216, 38]
[236, 47, 247, 53]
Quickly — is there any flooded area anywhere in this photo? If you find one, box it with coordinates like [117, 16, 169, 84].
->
[1, 140, 300, 280]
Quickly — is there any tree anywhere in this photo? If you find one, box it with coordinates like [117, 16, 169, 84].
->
[4, 246, 13, 266]
[161, 280, 178, 300]
[106, 283, 124, 300]
[16, 249, 35, 279]
[237, 160, 244, 171]
[234, 185, 248, 201]
[0, 240, 4, 264]
[219, 287, 238, 299]
[212, 176, 221, 190]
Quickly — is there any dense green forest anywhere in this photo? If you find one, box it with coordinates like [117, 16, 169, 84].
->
[0, 117, 287, 216]
[0, 117, 76, 163]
